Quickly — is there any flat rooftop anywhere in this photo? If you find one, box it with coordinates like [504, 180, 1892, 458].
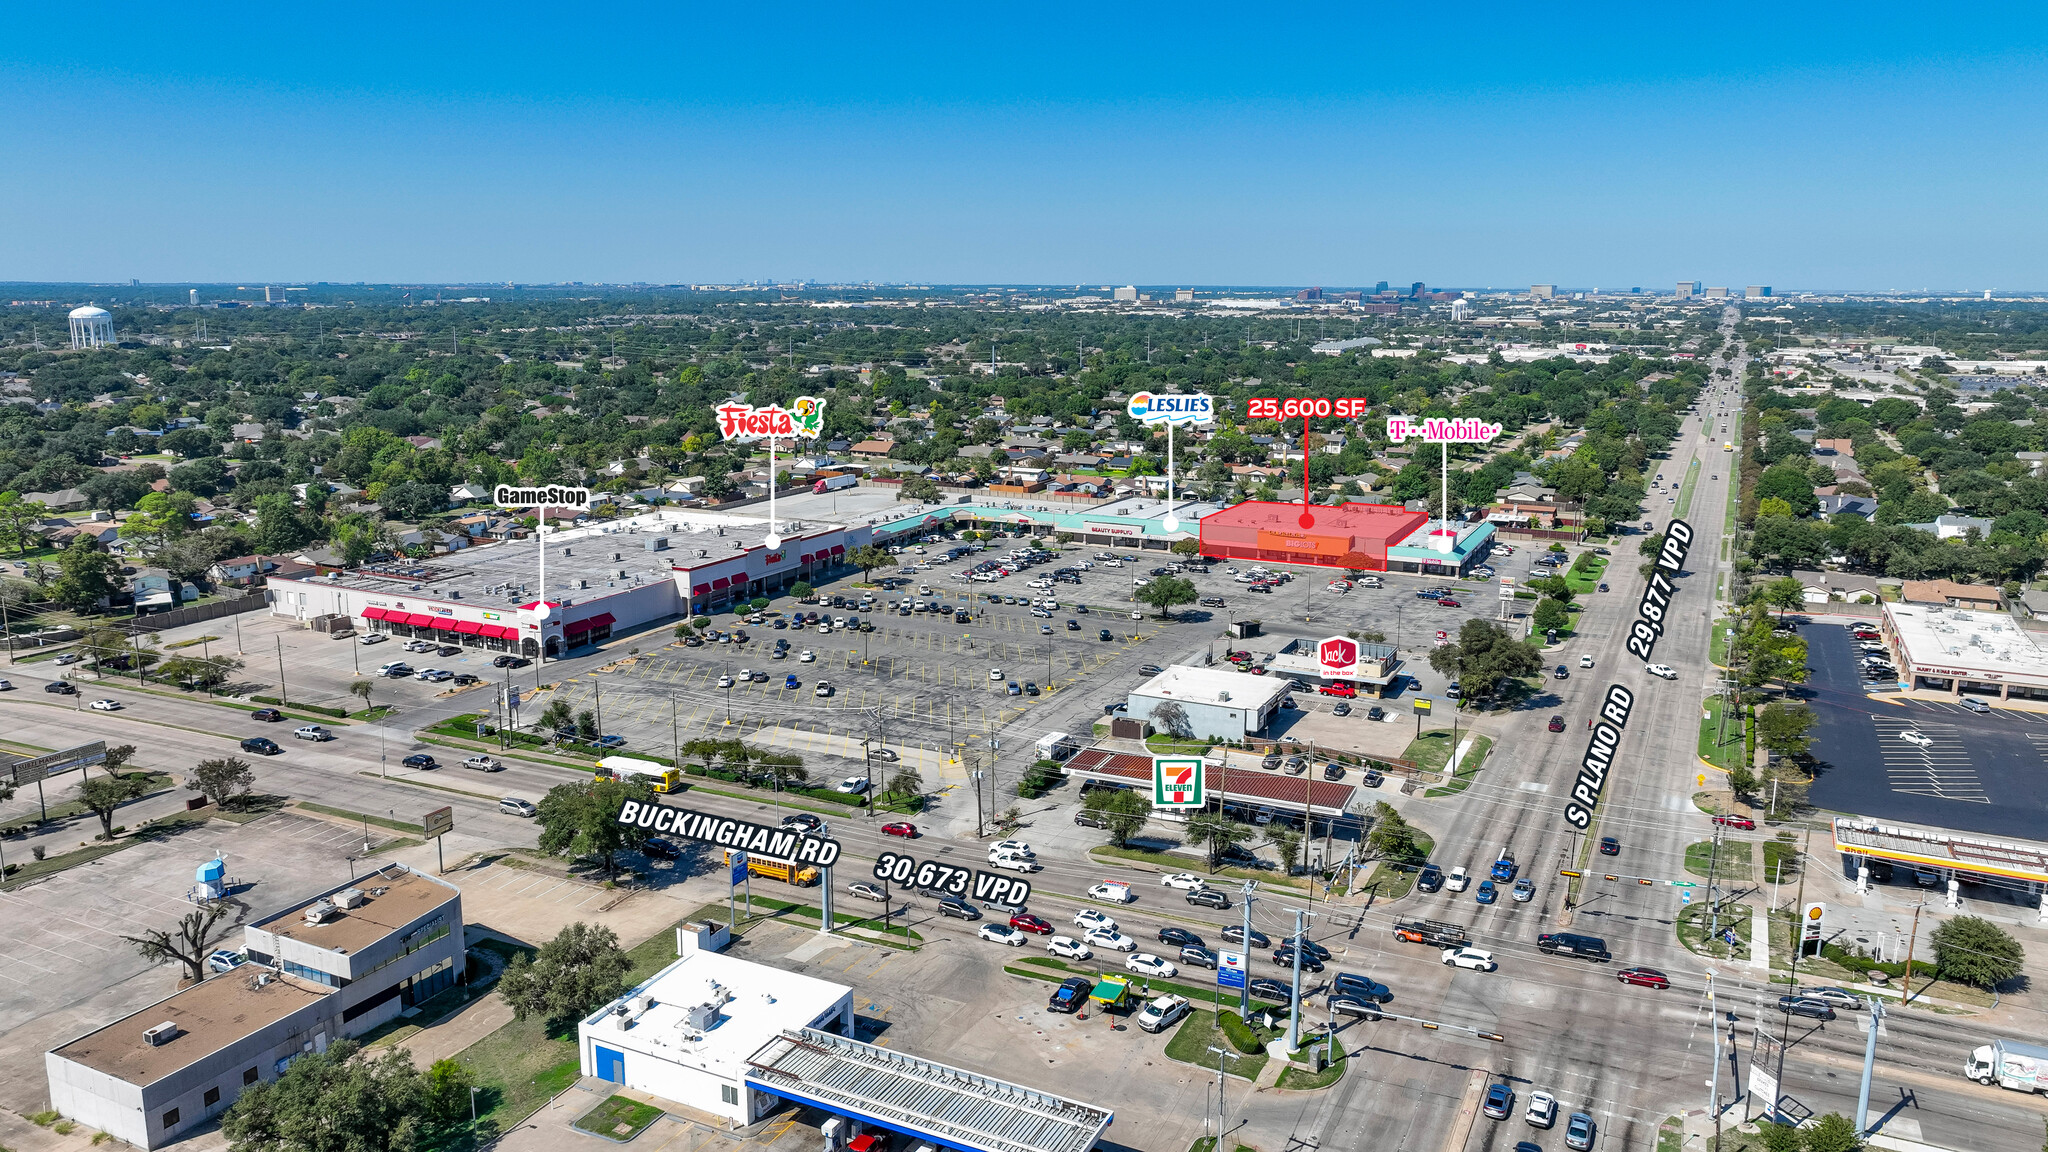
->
[747, 1028, 1113, 1152]
[52, 970, 331, 1086]
[1886, 604, 2048, 683]
[1131, 664, 1290, 708]
[585, 951, 849, 1070]
[255, 865, 458, 955]
[275, 509, 849, 605]
[1201, 500, 1425, 537]
[1083, 496, 1221, 523]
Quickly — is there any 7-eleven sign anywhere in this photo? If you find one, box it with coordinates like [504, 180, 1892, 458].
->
[1153, 757, 1205, 808]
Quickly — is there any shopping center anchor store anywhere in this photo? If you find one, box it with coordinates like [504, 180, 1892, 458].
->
[266, 510, 868, 658]
[1198, 500, 1497, 576]
[581, 951, 1114, 1152]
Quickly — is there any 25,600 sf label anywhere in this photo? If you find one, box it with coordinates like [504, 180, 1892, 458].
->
[1245, 397, 1372, 420]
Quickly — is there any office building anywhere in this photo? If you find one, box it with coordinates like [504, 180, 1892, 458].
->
[1745, 285, 1772, 299]
[1530, 284, 1555, 300]
[1676, 281, 1700, 298]
[46, 866, 464, 1150]
[1704, 286, 1729, 299]
[1174, 288, 1194, 303]
[1112, 286, 1138, 302]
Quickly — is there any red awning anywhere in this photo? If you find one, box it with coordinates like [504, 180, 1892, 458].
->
[801, 553, 814, 563]
[565, 618, 594, 635]
[430, 617, 459, 630]
[454, 620, 483, 634]
[360, 606, 388, 620]
[830, 544, 845, 554]
[691, 584, 710, 596]
[487, 624, 518, 640]
[585, 612, 615, 628]
[711, 577, 729, 589]
[403, 613, 435, 627]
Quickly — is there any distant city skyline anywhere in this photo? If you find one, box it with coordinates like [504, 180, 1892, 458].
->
[4, 4, 2044, 287]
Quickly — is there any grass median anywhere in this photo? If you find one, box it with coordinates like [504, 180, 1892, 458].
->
[1697, 694, 1742, 772]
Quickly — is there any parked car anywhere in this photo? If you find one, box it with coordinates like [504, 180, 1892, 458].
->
[1136, 993, 1190, 1034]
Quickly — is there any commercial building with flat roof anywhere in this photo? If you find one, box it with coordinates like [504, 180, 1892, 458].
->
[46, 865, 464, 1149]
[267, 509, 867, 658]
[1879, 603, 2048, 701]
[1198, 500, 1495, 575]
[1126, 663, 1290, 741]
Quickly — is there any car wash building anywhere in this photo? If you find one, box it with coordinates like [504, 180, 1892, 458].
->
[580, 950, 1114, 1152]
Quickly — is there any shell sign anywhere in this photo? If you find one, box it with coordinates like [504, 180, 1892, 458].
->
[1317, 635, 1359, 678]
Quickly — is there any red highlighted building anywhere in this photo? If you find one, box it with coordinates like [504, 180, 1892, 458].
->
[1198, 500, 1430, 570]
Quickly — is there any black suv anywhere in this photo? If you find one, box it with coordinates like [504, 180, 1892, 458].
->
[240, 736, 282, 755]
[1416, 864, 1446, 893]
[1272, 945, 1325, 973]
[1331, 972, 1391, 1002]
[1158, 926, 1205, 948]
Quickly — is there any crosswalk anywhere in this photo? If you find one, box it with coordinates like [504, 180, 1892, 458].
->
[1870, 717, 1989, 803]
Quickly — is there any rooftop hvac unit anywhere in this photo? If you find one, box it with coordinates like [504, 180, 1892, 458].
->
[334, 887, 367, 909]
[562, 547, 572, 557]
[303, 899, 338, 925]
[645, 537, 669, 551]
[696, 549, 708, 558]
[576, 579, 588, 589]
[616, 569, 627, 579]
[681, 1001, 720, 1031]
[142, 1022, 180, 1046]
[448, 589, 461, 599]
[611, 551, 622, 561]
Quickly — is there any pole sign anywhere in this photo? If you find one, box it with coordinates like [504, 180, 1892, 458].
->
[713, 397, 828, 440]
[1152, 756, 1205, 808]
[1413, 698, 1433, 714]
[1126, 391, 1215, 426]
[1216, 950, 1247, 990]
[492, 484, 592, 509]
[727, 849, 749, 887]
[421, 806, 454, 839]
[616, 800, 842, 866]
[1801, 902, 1827, 948]
[5, 741, 107, 784]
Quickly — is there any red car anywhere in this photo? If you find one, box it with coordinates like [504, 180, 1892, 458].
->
[1010, 913, 1053, 934]
[1437, 598, 1461, 609]
[1547, 714, 1566, 732]
[1712, 814, 1756, 830]
[1317, 682, 1358, 698]
[880, 822, 918, 838]
[1616, 967, 1670, 989]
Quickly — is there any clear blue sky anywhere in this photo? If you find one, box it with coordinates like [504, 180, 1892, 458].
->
[7, 3, 2047, 289]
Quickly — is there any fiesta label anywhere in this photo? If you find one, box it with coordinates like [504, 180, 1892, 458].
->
[715, 396, 827, 440]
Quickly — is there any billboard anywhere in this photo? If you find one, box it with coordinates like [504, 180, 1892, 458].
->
[1216, 950, 1246, 990]
[1152, 757, 1205, 808]
[5, 741, 107, 784]
[421, 807, 454, 839]
[1316, 635, 1359, 679]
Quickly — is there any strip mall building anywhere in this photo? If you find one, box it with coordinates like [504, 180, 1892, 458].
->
[266, 510, 866, 658]
[1197, 500, 1497, 576]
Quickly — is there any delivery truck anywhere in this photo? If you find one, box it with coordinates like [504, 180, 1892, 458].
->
[1036, 731, 1079, 761]
[746, 856, 821, 887]
[1966, 1039, 2048, 1093]
[1392, 920, 1469, 948]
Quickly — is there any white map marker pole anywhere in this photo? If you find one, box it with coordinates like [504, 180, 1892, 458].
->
[764, 437, 781, 550]
[1162, 421, 1180, 533]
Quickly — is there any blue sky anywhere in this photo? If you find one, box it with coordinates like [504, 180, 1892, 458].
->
[6, 3, 2047, 288]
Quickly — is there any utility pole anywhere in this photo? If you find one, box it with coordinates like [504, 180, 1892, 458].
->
[1708, 968, 1722, 1150]
[1705, 821, 1725, 945]
[1855, 997, 1886, 1136]
[1285, 908, 1313, 1051]
[275, 636, 288, 705]
[1900, 901, 1924, 1009]
[1204, 1046, 1241, 1142]
[1237, 882, 1257, 1017]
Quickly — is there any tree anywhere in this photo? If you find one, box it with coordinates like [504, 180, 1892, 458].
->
[1755, 1119, 1803, 1152]
[1185, 813, 1254, 871]
[162, 653, 244, 691]
[80, 772, 149, 839]
[0, 492, 43, 556]
[540, 698, 573, 739]
[1364, 801, 1421, 863]
[1532, 597, 1570, 635]
[1929, 915, 2025, 990]
[575, 708, 599, 742]
[1762, 575, 1807, 617]
[1756, 702, 1816, 760]
[220, 1039, 451, 1152]
[1150, 700, 1193, 738]
[1136, 575, 1197, 619]
[885, 766, 922, 800]
[188, 756, 256, 809]
[1269, 828, 1304, 875]
[1082, 787, 1151, 847]
[100, 742, 138, 777]
[791, 581, 814, 599]
[849, 544, 892, 582]
[1170, 538, 1201, 557]
[48, 539, 122, 613]
[497, 922, 632, 1028]
[1447, 618, 1544, 700]
[1801, 1112, 1864, 1152]
[349, 679, 375, 715]
[533, 777, 654, 877]
[122, 901, 245, 983]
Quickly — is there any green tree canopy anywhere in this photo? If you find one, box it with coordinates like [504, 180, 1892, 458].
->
[1929, 915, 2025, 990]
[497, 921, 632, 1028]
[533, 777, 655, 876]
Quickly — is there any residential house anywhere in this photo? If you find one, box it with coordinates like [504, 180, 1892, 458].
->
[447, 512, 513, 540]
[2021, 590, 2048, 619]
[25, 489, 88, 513]
[1053, 453, 1105, 470]
[2016, 451, 2048, 477]
[404, 436, 444, 450]
[1231, 464, 1286, 481]
[209, 555, 287, 586]
[1486, 499, 1585, 535]
[1816, 495, 1878, 521]
[1904, 514, 1995, 540]
[1899, 579, 2004, 611]
[849, 439, 895, 460]
[47, 523, 120, 549]
[230, 423, 267, 442]
[449, 482, 492, 504]
[1498, 481, 1561, 504]
[130, 570, 181, 611]
[1813, 439, 1856, 456]
[1792, 569, 1883, 605]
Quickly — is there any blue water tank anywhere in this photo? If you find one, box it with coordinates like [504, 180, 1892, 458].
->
[196, 858, 225, 884]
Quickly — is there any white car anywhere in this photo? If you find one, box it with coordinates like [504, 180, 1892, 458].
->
[815, 681, 834, 697]
[1159, 873, 1208, 891]
[1900, 730, 1933, 748]
[990, 839, 1034, 857]
[420, 669, 454, 682]
[1525, 1091, 1558, 1129]
[1047, 935, 1094, 960]
[1645, 663, 1678, 680]
[1126, 953, 1180, 978]
[798, 650, 815, 662]
[1446, 866, 1472, 892]
[402, 639, 436, 653]
[978, 924, 1027, 947]
[1086, 928, 1137, 952]
[54, 652, 82, 665]
[989, 668, 1003, 680]
[89, 698, 121, 711]
[1072, 909, 1116, 933]
[358, 633, 388, 645]
[738, 668, 754, 682]
[1088, 882, 1134, 903]
[1579, 654, 1594, 668]
[717, 674, 735, 688]
[835, 776, 870, 793]
[1442, 946, 1498, 972]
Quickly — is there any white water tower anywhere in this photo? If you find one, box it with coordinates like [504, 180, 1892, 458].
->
[68, 305, 114, 349]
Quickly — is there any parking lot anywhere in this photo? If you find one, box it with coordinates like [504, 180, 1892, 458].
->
[1804, 621, 2048, 839]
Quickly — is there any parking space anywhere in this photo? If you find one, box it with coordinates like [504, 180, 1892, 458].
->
[140, 611, 506, 713]
[1805, 621, 2048, 838]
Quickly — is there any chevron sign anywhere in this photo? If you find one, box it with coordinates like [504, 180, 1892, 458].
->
[1153, 756, 1206, 808]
